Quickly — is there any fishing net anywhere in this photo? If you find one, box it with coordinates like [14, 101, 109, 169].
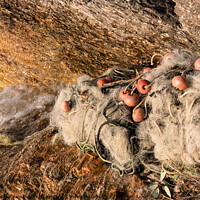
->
[50, 73, 134, 173]
[138, 49, 200, 165]
[50, 49, 200, 175]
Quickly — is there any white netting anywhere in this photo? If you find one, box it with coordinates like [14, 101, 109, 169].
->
[50, 74, 133, 171]
[138, 49, 200, 165]
[51, 49, 200, 173]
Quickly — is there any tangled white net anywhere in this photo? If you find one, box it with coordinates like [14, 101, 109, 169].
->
[50, 74, 133, 172]
[51, 49, 200, 174]
[139, 49, 200, 165]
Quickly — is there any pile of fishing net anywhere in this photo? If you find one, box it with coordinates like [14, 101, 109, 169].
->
[51, 49, 200, 175]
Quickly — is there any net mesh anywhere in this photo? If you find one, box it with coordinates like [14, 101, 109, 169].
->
[50, 49, 200, 174]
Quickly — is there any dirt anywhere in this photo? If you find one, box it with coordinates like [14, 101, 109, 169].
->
[0, 127, 151, 199]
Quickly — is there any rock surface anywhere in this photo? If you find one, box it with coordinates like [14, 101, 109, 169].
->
[175, 0, 200, 47]
[0, 0, 199, 90]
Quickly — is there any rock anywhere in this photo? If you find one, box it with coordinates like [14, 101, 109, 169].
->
[175, 0, 200, 47]
[0, 0, 199, 90]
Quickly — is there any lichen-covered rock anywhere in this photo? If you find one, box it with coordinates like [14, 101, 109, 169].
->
[0, 0, 200, 90]
[175, 0, 200, 47]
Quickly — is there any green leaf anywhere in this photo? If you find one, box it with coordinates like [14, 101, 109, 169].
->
[160, 170, 166, 181]
[148, 183, 158, 191]
[173, 175, 179, 181]
[164, 186, 171, 198]
[153, 187, 160, 199]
